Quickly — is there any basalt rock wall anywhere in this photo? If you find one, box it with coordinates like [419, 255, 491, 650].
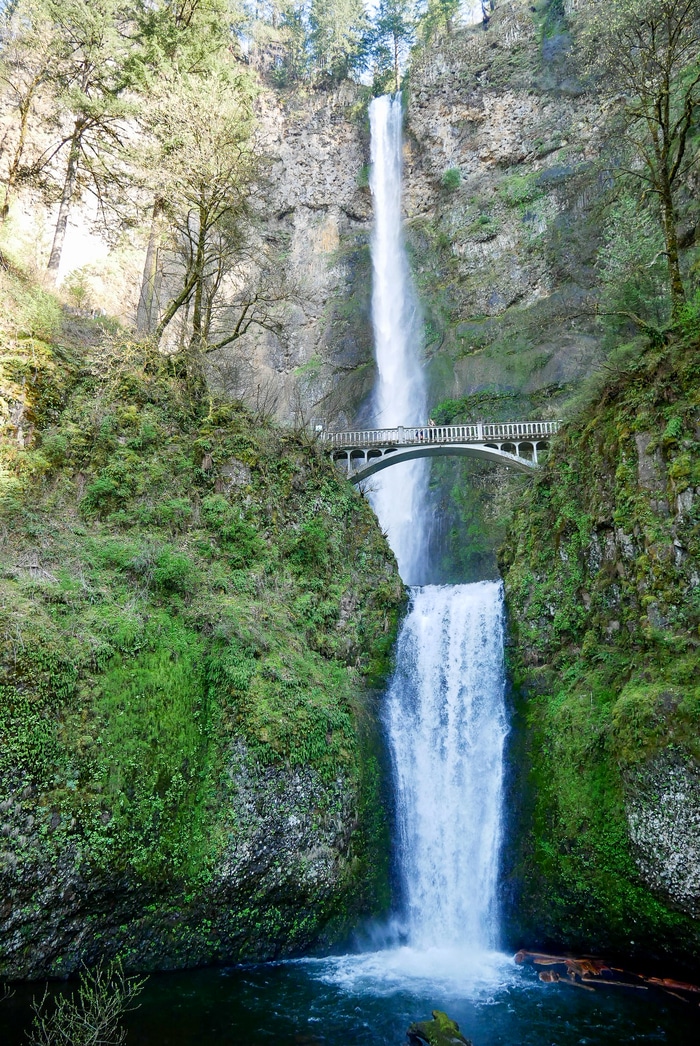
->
[500, 332, 700, 970]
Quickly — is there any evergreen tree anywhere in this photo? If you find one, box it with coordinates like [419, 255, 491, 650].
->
[308, 0, 367, 81]
[368, 0, 417, 92]
[416, 0, 460, 44]
[35, 0, 134, 279]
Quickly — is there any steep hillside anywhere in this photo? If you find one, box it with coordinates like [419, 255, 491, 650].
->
[0, 267, 404, 978]
[500, 314, 700, 969]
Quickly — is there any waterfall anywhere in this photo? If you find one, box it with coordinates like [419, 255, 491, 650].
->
[313, 99, 510, 993]
[386, 582, 507, 951]
[368, 94, 429, 586]
[367, 96, 508, 960]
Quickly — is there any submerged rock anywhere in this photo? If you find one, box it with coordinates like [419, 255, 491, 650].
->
[407, 1010, 473, 1046]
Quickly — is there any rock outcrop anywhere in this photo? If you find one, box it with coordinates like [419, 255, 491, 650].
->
[500, 331, 700, 969]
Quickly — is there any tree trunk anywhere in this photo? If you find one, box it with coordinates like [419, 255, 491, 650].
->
[136, 199, 164, 334]
[188, 212, 207, 350]
[47, 123, 82, 280]
[659, 178, 686, 319]
[394, 35, 400, 94]
[1, 80, 39, 223]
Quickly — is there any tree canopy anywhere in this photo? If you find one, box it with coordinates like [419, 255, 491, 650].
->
[577, 0, 700, 318]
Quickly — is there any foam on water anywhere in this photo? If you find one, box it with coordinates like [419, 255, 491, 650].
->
[298, 947, 515, 999]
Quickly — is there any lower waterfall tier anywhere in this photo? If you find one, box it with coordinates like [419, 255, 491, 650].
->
[386, 582, 508, 951]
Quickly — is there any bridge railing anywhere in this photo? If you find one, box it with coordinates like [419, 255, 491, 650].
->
[319, 421, 560, 448]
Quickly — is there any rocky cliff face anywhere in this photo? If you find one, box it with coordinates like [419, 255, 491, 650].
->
[198, 3, 615, 439]
[403, 1, 610, 413]
[2, 4, 627, 437]
[216, 84, 375, 427]
[500, 330, 700, 968]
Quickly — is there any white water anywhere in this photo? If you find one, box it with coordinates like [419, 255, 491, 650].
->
[306, 98, 511, 996]
[303, 581, 510, 995]
[368, 94, 429, 585]
[387, 582, 508, 950]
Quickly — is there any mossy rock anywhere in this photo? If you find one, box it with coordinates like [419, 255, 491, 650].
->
[500, 329, 700, 970]
[0, 294, 405, 977]
[407, 1010, 473, 1046]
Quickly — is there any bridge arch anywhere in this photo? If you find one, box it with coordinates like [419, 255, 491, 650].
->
[320, 421, 560, 485]
[331, 443, 538, 483]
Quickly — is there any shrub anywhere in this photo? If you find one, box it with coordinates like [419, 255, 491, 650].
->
[498, 171, 543, 207]
[15, 287, 62, 341]
[441, 167, 461, 191]
[286, 520, 330, 573]
[40, 430, 69, 467]
[27, 959, 146, 1046]
[80, 476, 122, 517]
[151, 547, 195, 593]
[201, 494, 262, 568]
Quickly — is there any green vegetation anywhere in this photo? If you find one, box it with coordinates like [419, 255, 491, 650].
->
[441, 168, 461, 192]
[497, 171, 544, 209]
[500, 314, 700, 965]
[407, 1010, 472, 1046]
[27, 959, 145, 1046]
[577, 0, 700, 318]
[0, 264, 404, 976]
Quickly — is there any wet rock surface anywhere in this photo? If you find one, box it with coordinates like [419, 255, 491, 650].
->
[626, 754, 700, 920]
[407, 1011, 473, 1046]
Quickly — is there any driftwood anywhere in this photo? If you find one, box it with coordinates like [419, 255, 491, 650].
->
[515, 950, 700, 1003]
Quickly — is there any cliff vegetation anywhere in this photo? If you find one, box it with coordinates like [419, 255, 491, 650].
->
[501, 306, 700, 969]
[0, 258, 404, 978]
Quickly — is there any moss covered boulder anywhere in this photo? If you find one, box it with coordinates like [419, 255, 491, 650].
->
[407, 1010, 473, 1046]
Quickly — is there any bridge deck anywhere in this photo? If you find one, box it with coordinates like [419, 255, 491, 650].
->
[320, 421, 560, 450]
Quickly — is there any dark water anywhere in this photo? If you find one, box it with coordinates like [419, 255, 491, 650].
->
[2, 948, 699, 1045]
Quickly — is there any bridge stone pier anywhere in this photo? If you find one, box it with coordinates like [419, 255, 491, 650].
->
[320, 421, 561, 483]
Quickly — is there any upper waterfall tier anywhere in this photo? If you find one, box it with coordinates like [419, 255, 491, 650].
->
[368, 93, 429, 584]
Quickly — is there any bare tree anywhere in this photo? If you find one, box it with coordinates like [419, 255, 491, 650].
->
[578, 0, 700, 318]
[27, 959, 146, 1046]
[0, 1, 61, 221]
[140, 64, 306, 357]
[138, 66, 259, 346]
[131, 0, 235, 333]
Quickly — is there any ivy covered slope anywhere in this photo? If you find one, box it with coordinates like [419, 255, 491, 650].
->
[0, 279, 404, 979]
[500, 320, 700, 969]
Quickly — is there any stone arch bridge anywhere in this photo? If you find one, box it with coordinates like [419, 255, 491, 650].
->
[319, 421, 561, 483]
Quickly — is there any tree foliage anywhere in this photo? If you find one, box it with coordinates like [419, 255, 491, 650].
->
[577, 0, 700, 319]
[367, 0, 418, 92]
[139, 64, 260, 348]
[308, 0, 367, 81]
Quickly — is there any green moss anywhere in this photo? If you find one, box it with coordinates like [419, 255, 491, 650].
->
[0, 290, 404, 971]
[501, 331, 700, 965]
[498, 171, 545, 208]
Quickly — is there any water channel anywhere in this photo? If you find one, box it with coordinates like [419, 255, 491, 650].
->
[2, 94, 698, 1045]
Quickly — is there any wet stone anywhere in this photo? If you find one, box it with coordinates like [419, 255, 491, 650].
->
[407, 1010, 473, 1046]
